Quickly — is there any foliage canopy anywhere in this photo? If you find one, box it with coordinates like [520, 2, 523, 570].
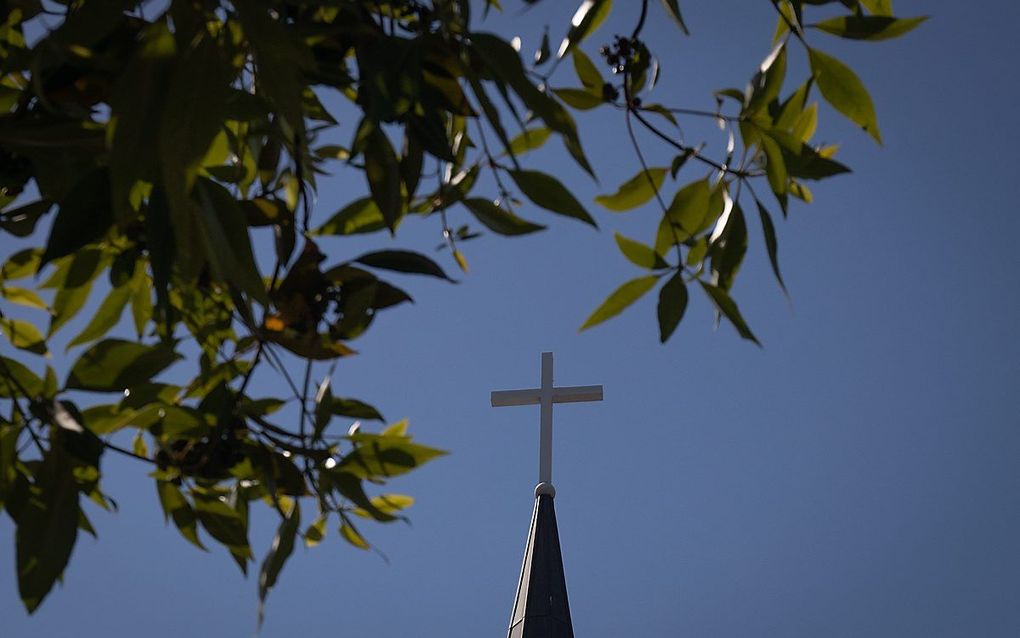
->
[0, 0, 921, 619]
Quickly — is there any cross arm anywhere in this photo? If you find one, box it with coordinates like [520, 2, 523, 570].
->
[551, 385, 603, 403]
[491, 389, 540, 407]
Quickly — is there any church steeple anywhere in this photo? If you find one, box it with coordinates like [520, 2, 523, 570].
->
[491, 353, 603, 638]
[507, 485, 573, 638]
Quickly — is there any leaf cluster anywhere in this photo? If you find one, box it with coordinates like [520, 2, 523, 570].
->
[0, 0, 921, 620]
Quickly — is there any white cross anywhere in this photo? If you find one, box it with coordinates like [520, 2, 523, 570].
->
[491, 352, 603, 490]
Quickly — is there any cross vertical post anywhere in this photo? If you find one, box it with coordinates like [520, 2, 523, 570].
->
[491, 352, 603, 492]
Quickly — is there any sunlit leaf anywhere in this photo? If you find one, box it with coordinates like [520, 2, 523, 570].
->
[557, 0, 613, 59]
[808, 48, 882, 143]
[580, 275, 659, 331]
[595, 167, 666, 211]
[0, 318, 47, 356]
[614, 233, 668, 270]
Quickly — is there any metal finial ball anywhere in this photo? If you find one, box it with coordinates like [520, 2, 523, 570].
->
[535, 482, 556, 498]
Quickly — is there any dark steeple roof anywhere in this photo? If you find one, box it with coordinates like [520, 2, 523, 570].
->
[507, 491, 574, 638]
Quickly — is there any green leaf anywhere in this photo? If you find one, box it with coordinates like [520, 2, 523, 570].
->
[665, 179, 711, 239]
[194, 178, 269, 305]
[0, 356, 43, 399]
[808, 48, 881, 143]
[313, 378, 332, 439]
[236, 4, 314, 131]
[698, 281, 760, 345]
[339, 519, 370, 550]
[660, 0, 691, 34]
[48, 248, 108, 337]
[580, 275, 659, 331]
[363, 123, 404, 231]
[156, 480, 203, 551]
[1, 286, 47, 310]
[595, 168, 667, 212]
[338, 434, 447, 480]
[1, 248, 42, 280]
[552, 87, 603, 110]
[508, 170, 596, 227]
[463, 198, 545, 236]
[66, 339, 181, 393]
[760, 133, 788, 201]
[66, 277, 133, 349]
[572, 49, 603, 92]
[614, 233, 668, 270]
[304, 516, 328, 548]
[506, 127, 552, 156]
[711, 202, 748, 291]
[859, 0, 894, 17]
[657, 271, 688, 343]
[755, 199, 787, 294]
[355, 250, 453, 281]
[331, 397, 384, 422]
[811, 15, 926, 41]
[557, 0, 613, 59]
[130, 272, 153, 338]
[471, 33, 594, 176]
[352, 494, 414, 520]
[747, 43, 786, 117]
[257, 502, 300, 627]
[192, 491, 250, 553]
[40, 168, 113, 267]
[313, 197, 388, 236]
[0, 318, 47, 356]
[16, 446, 79, 613]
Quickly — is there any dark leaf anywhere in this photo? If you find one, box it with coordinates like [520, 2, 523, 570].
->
[698, 281, 760, 345]
[508, 170, 596, 226]
[331, 397, 384, 422]
[811, 15, 926, 41]
[40, 168, 113, 267]
[657, 271, 688, 343]
[66, 339, 181, 393]
[257, 502, 300, 627]
[755, 199, 788, 294]
[355, 250, 453, 281]
[462, 198, 545, 236]
[16, 446, 79, 613]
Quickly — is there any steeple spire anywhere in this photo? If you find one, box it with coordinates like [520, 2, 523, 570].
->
[491, 352, 603, 638]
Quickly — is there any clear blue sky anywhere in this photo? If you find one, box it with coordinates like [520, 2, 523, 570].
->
[2, 1, 1019, 636]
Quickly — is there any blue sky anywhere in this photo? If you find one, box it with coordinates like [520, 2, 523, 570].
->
[2, 1, 1019, 636]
